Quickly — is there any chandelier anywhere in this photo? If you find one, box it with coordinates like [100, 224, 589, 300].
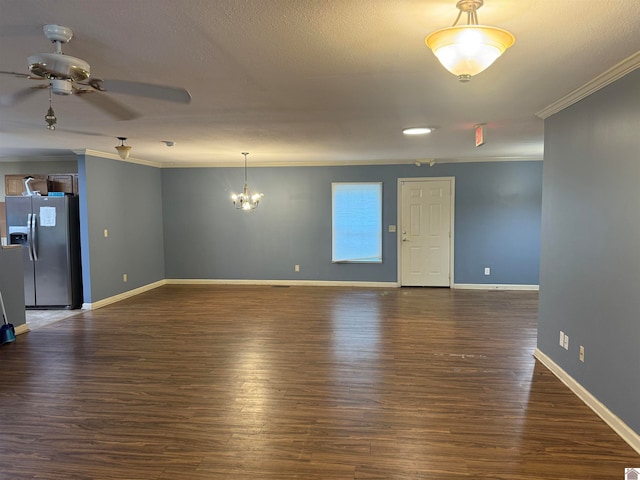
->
[231, 152, 263, 210]
[425, 0, 515, 82]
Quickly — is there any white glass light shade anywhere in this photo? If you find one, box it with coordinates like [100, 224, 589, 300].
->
[426, 25, 514, 81]
[115, 144, 131, 160]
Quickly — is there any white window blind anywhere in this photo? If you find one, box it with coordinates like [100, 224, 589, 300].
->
[332, 182, 382, 263]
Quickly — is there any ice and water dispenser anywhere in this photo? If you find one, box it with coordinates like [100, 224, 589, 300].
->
[8, 228, 29, 247]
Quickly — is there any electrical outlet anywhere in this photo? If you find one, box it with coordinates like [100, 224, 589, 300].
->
[104, 229, 109, 238]
[388, 225, 396, 233]
[123, 273, 127, 283]
[579, 345, 585, 362]
[484, 267, 491, 276]
[563, 334, 569, 350]
[294, 264, 300, 272]
[559, 331, 564, 347]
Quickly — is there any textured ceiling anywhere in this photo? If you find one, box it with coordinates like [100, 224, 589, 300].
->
[0, 0, 639, 166]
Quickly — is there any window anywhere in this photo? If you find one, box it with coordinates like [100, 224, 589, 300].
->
[332, 182, 382, 263]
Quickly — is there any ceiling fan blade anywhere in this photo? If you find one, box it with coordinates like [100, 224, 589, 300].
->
[55, 127, 109, 137]
[0, 70, 31, 78]
[0, 70, 47, 80]
[0, 85, 47, 107]
[91, 79, 191, 104]
[76, 91, 141, 121]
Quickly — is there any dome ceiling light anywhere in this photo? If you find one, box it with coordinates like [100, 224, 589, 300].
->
[115, 137, 132, 160]
[425, 0, 515, 82]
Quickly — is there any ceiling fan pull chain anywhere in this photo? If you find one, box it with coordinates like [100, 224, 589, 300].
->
[45, 88, 57, 130]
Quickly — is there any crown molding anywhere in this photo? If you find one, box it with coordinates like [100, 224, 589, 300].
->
[158, 155, 542, 168]
[536, 50, 640, 119]
[158, 158, 427, 168]
[69, 150, 541, 169]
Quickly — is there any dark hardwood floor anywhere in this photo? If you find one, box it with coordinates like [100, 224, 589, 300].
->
[1, 285, 637, 479]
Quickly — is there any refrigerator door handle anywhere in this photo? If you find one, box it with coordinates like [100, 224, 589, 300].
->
[27, 213, 34, 261]
[31, 213, 38, 261]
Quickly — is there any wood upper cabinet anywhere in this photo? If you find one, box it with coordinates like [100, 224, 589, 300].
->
[47, 174, 79, 195]
[4, 174, 48, 196]
[4, 173, 78, 196]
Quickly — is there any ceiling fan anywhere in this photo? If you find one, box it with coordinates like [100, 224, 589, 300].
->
[0, 24, 191, 125]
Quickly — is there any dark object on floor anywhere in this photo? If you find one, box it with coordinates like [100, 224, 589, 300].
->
[0, 290, 16, 345]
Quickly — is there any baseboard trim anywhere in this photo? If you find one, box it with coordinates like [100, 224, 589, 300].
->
[82, 280, 167, 310]
[15, 324, 30, 335]
[534, 348, 640, 455]
[82, 279, 397, 310]
[83, 280, 538, 308]
[454, 283, 539, 291]
[165, 279, 399, 288]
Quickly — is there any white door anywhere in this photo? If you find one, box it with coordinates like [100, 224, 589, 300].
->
[400, 179, 452, 286]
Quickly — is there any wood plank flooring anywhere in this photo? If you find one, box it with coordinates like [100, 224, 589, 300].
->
[0, 285, 638, 479]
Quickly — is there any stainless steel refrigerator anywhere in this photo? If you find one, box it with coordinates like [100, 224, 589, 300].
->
[5, 195, 82, 309]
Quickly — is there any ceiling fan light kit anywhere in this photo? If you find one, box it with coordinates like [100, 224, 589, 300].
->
[425, 0, 515, 82]
[28, 53, 91, 83]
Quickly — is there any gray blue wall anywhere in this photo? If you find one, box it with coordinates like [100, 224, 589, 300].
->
[78, 154, 165, 303]
[538, 68, 640, 432]
[162, 161, 542, 285]
[74, 155, 541, 301]
[453, 162, 542, 285]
